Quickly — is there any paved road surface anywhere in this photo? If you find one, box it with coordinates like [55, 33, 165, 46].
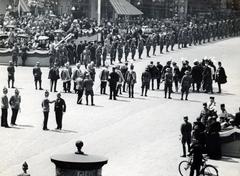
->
[0, 37, 240, 176]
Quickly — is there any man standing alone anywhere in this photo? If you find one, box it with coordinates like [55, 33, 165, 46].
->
[33, 62, 43, 90]
[180, 116, 192, 157]
[54, 93, 66, 130]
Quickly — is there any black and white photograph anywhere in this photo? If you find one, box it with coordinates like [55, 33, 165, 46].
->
[0, 0, 240, 176]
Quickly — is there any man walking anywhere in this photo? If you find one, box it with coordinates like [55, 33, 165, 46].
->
[61, 63, 72, 93]
[164, 68, 173, 99]
[9, 89, 21, 126]
[54, 93, 66, 130]
[83, 73, 95, 106]
[33, 62, 43, 90]
[180, 116, 192, 157]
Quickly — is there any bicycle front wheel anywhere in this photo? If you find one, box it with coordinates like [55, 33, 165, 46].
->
[202, 164, 219, 176]
[178, 161, 191, 176]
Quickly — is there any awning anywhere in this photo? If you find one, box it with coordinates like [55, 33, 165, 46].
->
[109, 0, 143, 16]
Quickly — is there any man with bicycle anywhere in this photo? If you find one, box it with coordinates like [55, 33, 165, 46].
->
[188, 139, 203, 176]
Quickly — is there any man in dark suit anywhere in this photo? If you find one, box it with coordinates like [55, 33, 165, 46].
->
[54, 93, 66, 130]
[108, 67, 119, 100]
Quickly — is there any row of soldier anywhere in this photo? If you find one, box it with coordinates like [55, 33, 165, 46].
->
[46, 18, 240, 69]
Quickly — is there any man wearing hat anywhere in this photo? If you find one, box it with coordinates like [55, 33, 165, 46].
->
[191, 60, 203, 92]
[48, 63, 60, 92]
[180, 116, 192, 157]
[99, 65, 109, 95]
[7, 61, 15, 88]
[126, 64, 137, 98]
[41, 90, 55, 130]
[108, 66, 119, 100]
[33, 62, 43, 90]
[83, 73, 95, 106]
[141, 67, 151, 96]
[1, 87, 9, 128]
[54, 93, 66, 130]
[181, 70, 192, 100]
[163, 68, 173, 99]
[9, 88, 21, 126]
[72, 63, 82, 93]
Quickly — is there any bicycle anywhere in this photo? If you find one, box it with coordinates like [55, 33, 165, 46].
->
[178, 156, 219, 176]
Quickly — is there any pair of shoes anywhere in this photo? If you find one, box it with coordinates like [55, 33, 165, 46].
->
[181, 155, 186, 158]
[185, 98, 188, 101]
[181, 98, 183, 100]
[141, 94, 143, 96]
[39, 88, 43, 90]
[86, 103, 88, 106]
[145, 95, 147, 97]
[168, 97, 172, 99]
[91, 104, 95, 106]
[43, 128, 49, 131]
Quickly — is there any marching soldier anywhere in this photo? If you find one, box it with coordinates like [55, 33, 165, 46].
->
[159, 31, 165, 53]
[152, 33, 158, 56]
[145, 35, 152, 57]
[130, 38, 137, 61]
[117, 40, 124, 63]
[124, 40, 130, 62]
[138, 37, 144, 59]
[95, 43, 102, 67]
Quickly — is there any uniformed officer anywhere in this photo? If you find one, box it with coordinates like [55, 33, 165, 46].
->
[124, 40, 130, 62]
[138, 37, 144, 59]
[117, 40, 124, 63]
[7, 61, 15, 88]
[130, 38, 137, 61]
[145, 35, 152, 57]
[54, 92, 66, 130]
[33, 62, 43, 90]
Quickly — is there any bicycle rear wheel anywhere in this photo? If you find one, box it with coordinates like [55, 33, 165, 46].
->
[202, 165, 218, 176]
[178, 161, 191, 176]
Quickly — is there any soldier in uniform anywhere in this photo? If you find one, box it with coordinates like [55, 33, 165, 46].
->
[159, 31, 165, 53]
[141, 67, 151, 96]
[177, 29, 183, 49]
[165, 31, 170, 52]
[108, 67, 119, 100]
[1, 87, 9, 128]
[170, 30, 176, 51]
[99, 66, 109, 95]
[110, 42, 116, 65]
[102, 44, 108, 67]
[152, 33, 158, 56]
[130, 38, 137, 61]
[83, 73, 95, 106]
[33, 62, 43, 90]
[12, 44, 19, 66]
[138, 37, 144, 59]
[54, 93, 66, 130]
[117, 39, 124, 63]
[145, 35, 152, 57]
[121, 62, 129, 92]
[95, 43, 102, 67]
[163, 68, 173, 99]
[7, 61, 15, 88]
[124, 40, 130, 62]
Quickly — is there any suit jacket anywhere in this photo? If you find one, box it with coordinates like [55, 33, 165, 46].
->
[54, 98, 66, 112]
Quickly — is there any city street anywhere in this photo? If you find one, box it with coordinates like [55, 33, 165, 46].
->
[0, 37, 240, 176]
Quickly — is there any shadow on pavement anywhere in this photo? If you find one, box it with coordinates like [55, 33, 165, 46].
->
[220, 157, 239, 163]
[49, 129, 78, 134]
[17, 124, 34, 128]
